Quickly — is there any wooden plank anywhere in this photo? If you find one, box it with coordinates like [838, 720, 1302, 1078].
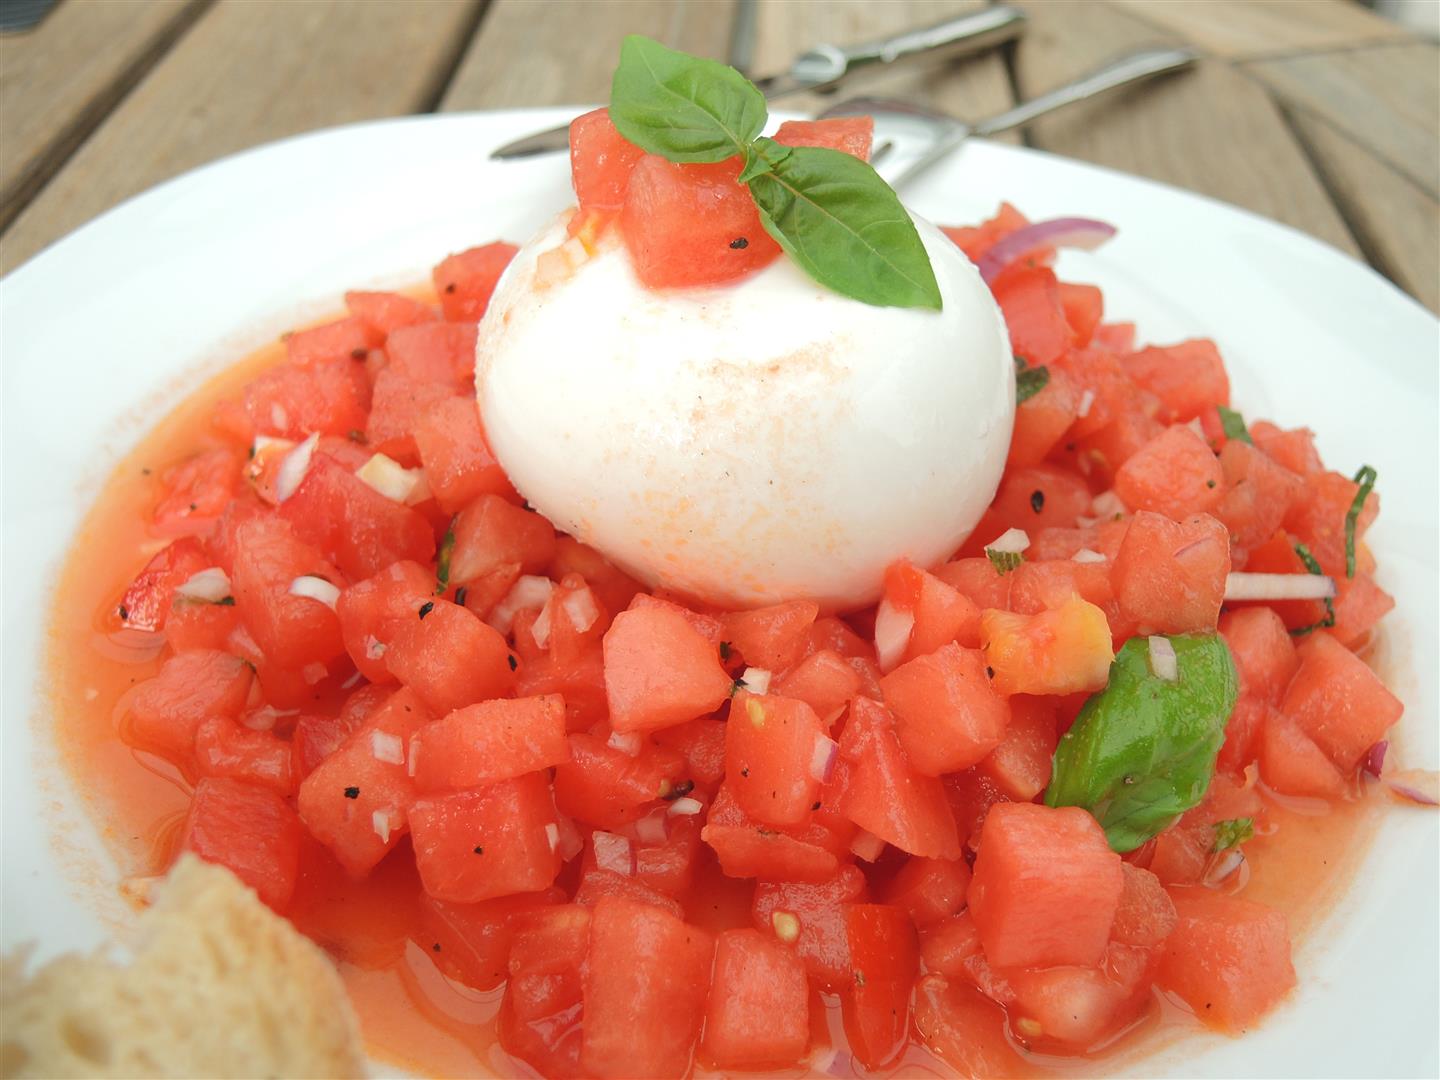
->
[1246, 44, 1439, 198]
[749, 0, 1016, 136]
[1107, 0, 1410, 59]
[1010, 0, 1359, 255]
[0, 0, 206, 231]
[0, 0, 481, 275]
[440, 0, 738, 111]
[1288, 109, 1439, 313]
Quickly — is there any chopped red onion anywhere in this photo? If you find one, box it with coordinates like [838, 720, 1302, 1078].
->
[634, 812, 668, 845]
[987, 527, 1030, 554]
[1073, 548, 1107, 565]
[741, 667, 772, 695]
[606, 730, 643, 757]
[301, 661, 329, 685]
[850, 829, 885, 862]
[554, 816, 584, 861]
[874, 596, 914, 674]
[1077, 388, 1095, 419]
[592, 831, 633, 875]
[545, 822, 561, 852]
[977, 217, 1117, 285]
[1203, 848, 1245, 887]
[372, 808, 396, 845]
[1224, 572, 1337, 602]
[1091, 490, 1126, 519]
[274, 431, 318, 502]
[810, 734, 839, 784]
[174, 567, 231, 603]
[407, 737, 421, 778]
[667, 797, 704, 817]
[1384, 769, 1439, 807]
[532, 601, 554, 649]
[1363, 741, 1388, 779]
[489, 575, 554, 635]
[1148, 636, 1178, 681]
[356, 452, 423, 504]
[289, 575, 340, 610]
[370, 730, 404, 765]
[563, 588, 600, 633]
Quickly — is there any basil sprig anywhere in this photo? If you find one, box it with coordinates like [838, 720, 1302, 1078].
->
[1046, 634, 1238, 853]
[1014, 356, 1050, 404]
[608, 36, 941, 310]
[1344, 464, 1377, 578]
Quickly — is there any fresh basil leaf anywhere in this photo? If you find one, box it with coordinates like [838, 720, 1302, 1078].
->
[435, 518, 457, 595]
[743, 138, 942, 310]
[1212, 817, 1254, 852]
[1289, 542, 1336, 636]
[1014, 359, 1050, 404]
[608, 35, 766, 163]
[1046, 634, 1238, 853]
[1344, 465, 1377, 578]
[1216, 405, 1252, 444]
[985, 548, 1024, 575]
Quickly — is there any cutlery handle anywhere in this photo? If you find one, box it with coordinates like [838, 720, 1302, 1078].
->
[891, 46, 1198, 187]
[838, 6, 1026, 72]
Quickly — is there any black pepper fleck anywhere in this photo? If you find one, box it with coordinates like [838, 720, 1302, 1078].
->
[455, 586, 469, 607]
[741, 767, 750, 778]
[473, 845, 484, 855]
[432, 943, 441, 952]
[118, 604, 129, 621]
[1029, 490, 1045, 513]
[985, 666, 995, 679]
[344, 786, 360, 799]
[729, 237, 749, 249]
[418, 601, 435, 620]
[1206, 479, 1217, 488]
[350, 348, 367, 360]
[507, 654, 518, 671]
[445, 283, 456, 293]
[663, 779, 695, 801]
[811, 801, 821, 811]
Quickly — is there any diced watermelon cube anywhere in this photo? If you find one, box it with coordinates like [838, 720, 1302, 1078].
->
[553, 732, 685, 830]
[449, 494, 555, 584]
[1008, 363, 1080, 469]
[1109, 863, 1178, 947]
[194, 715, 296, 796]
[842, 903, 920, 1070]
[703, 783, 848, 883]
[569, 107, 646, 212]
[416, 888, 562, 991]
[128, 649, 253, 759]
[1215, 440, 1305, 554]
[603, 605, 733, 732]
[881, 642, 1010, 775]
[410, 772, 562, 903]
[1002, 943, 1158, 1050]
[285, 316, 382, 367]
[750, 864, 868, 990]
[1218, 607, 1298, 703]
[385, 321, 477, 388]
[968, 802, 1123, 969]
[574, 865, 684, 918]
[414, 397, 514, 514]
[1280, 631, 1402, 771]
[118, 537, 211, 633]
[701, 928, 810, 1068]
[1112, 511, 1231, 635]
[182, 776, 302, 911]
[773, 116, 874, 159]
[230, 515, 347, 668]
[344, 290, 436, 336]
[433, 242, 518, 322]
[384, 599, 515, 715]
[725, 691, 826, 826]
[975, 694, 1058, 801]
[412, 695, 569, 793]
[721, 600, 818, 673]
[364, 368, 456, 464]
[881, 856, 971, 928]
[1121, 339, 1229, 422]
[244, 357, 370, 441]
[773, 649, 863, 721]
[1114, 424, 1226, 520]
[335, 560, 434, 684]
[151, 449, 241, 538]
[499, 904, 589, 1078]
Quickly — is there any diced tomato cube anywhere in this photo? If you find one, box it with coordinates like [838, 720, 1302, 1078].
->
[335, 560, 434, 684]
[603, 605, 733, 732]
[721, 600, 818, 673]
[1156, 887, 1295, 1032]
[580, 896, 713, 1079]
[980, 595, 1113, 697]
[364, 368, 456, 464]
[280, 453, 436, 581]
[1219, 607, 1298, 703]
[751, 864, 868, 989]
[118, 537, 212, 632]
[773, 116, 874, 159]
[194, 715, 296, 796]
[230, 515, 346, 668]
[1121, 340, 1229, 422]
[1114, 425, 1225, 520]
[1281, 631, 1402, 772]
[500, 905, 589, 1078]
[842, 904, 920, 1070]
[620, 154, 781, 289]
[410, 772, 562, 904]
[412, 695, 569, 793]
[1112, 511, 1231, 635]
[128, 650, 253, 759]
[182, 776, 302, 911]
[554, 732, 685, 829]
[968, 802, 1123, 969]
[725, 691, 826, 826]
[701, 928, 809, 1068]
[835, 697, 961, 859]
[1008, 363, 1080, 468]
[414, 397, 513, 514]
[449, 494, 554, 584]
[433, 242, 518, 322]
[882, 856, 971, 928]
[1215, 440, 1305, 554]
[416, 888, 562, 991]
[1109, 863, 1177, 946]
[976, 695, 1058, 801]
[295, 688, 430, 876]
[384, 599, 515, 715]
[344, 290, 436, 336]
[881, 643, 1009, 775]
[244, 357, 370, 441]
[385, 321, 477, 388]
[569, 107, 646, 213]
[151, 449, 241, 538]
[993, 266, 1070, 367]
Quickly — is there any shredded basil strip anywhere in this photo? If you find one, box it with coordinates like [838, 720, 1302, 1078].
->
[1212, 817, 1254, 853]
[1290, 542, 1336, 636]
[986, 548, 1024, 575]
[1344, 465, 1377, 579]
[436, 520, 457, 595]
[1216, 405, 1252, 444]
[1014, 356, 1050, 404]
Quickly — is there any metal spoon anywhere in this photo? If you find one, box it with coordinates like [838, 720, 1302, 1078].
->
[821, 46, 1199, 187]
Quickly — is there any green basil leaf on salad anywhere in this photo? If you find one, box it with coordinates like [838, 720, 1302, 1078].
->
[609, 35, 766, 163]
[1046, 634, 1238, 853]
[1014, 357, 1050, 404]
[1212, 817, 1254, 852]
[1216, 405, 1252, 444]
[1289, 542, 1337, 636]
[1344, 465, 1377, 579]
[744, 138, 942, 311]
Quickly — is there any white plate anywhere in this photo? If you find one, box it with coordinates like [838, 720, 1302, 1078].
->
[3, 108, 1437, 1078]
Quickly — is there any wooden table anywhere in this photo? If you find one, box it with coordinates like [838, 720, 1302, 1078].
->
[2, 0, 1436, 312]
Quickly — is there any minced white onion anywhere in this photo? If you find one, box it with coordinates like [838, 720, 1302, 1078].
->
[251, 434, 294, 457]
[1148, 636, 1178, 681]
[1186, 417, 1207, 440]
[371, 730, 404, 765]
[809, 734, 839, 784]
[850, 830, 886, 862]
[270, 403, 289, 432]
[407, 737, 421, 777]
[289, 575, 340, 610]
[634, 812, 668, 845]
[667, 797, 704, 817]
[372, 809, 395, 845]
[607, 730, 643, 757]
[275, 431, 319, 502]
[302, 661, 328, 685]
[545, 822, 561, 852]
[489, 575, 554, 635]
[1077, 388, 1095, 419]
[1091, 490, 1126, 519]
[1072, 548, 1107, 564]
[741, 667, 772, 696]
[364, 635, 387, 661]
[532, 602, 554, 649]
[874, 596, 914, 674]
[1224, 572, 1337, 601]
[563, 589, 600, 633]
[340, 669, 365, 690]
[241, 706, 291, 732]
[1203, 848, 1245, 887]
[174, 566, 231, 603]
[987, 528, 1030, 554]
[355, 453, 424, 504]
[592, 831, 632, 875]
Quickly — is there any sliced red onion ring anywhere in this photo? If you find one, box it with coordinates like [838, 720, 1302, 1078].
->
[1147, 636, 1178, 681]
[874, 597, 914, 674]
[592, 831, 634, 875]
[1363, 740, 1388, 779]
[1224, 572, 1337, 602]
[1384, 769, 1439, 807]
[977, 218, 1118, 285]
[810, 734, 840, 784]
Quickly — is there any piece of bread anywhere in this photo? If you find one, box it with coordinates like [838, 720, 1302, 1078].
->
[1, 855, 365, 1078]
